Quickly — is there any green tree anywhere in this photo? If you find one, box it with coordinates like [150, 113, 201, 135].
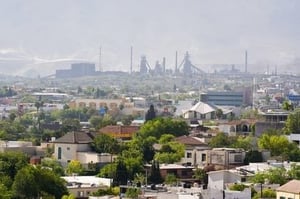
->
[231, 136, 256, 151]
[258, 134, 290, 157]
[215, 109, 223, 119]
[13, 165, 68, 199]
[41, 158, 65, 176]
[243, 150, 263, 164]
[60, 118, 81, 133]
[145, 104, 156, 122]
[114, 159, 128, 186]
[89, 115, 102, 129]
[284, 110, 300, 134]
[62, 194, 76, 199]
[282, 100, 294, 111]
[287, 163, 300, 180]
[12, 166, 39, 198]
[125, 187, 141, 199]
[139, 117, 189, 139]
[164, 173, 178, 185]
[66, 160, 84, 175]
[193, 168, 206, 184]
[148, 160, 163, 184]
[253, 188, 276, 199]
[209, 133, 233, 148]
[154, 135, 185, 164]
[98, 163, 117, 178]
[251, 167, 288, 185]
[92, 134, 119, 154]
[0, 151, 29, 180]
[121, 148, 144, 180]
[228, 183, 247, 191]
[0, 183, 12, 199]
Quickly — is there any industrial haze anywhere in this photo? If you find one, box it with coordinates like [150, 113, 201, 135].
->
[0, 0, 299, 77]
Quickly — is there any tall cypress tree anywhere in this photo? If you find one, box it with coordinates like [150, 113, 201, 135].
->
[114, 160, 128, 186]
[148, 160, 163, 184]
[145, 104, 156, 122]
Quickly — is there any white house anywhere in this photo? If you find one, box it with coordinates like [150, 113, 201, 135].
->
[53, 131, 112, 167]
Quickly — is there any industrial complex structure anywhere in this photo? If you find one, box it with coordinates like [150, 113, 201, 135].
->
[55, 50, 249, 78]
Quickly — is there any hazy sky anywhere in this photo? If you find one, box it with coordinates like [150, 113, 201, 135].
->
[0, 0, 299, 73]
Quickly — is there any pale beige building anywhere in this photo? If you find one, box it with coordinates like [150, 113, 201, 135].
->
[276, 180, 300, 199]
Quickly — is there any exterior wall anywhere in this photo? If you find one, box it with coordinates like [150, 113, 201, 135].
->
[183, 111, 213, 120]
[68, 187, 100, 198]
[276, 191, 300, 199]
[288, 134, 300, 147]
[180, 147, 210, 167]
[208, 171, 241, 191]
[208, 172, 225, 190]
[206, 149, 245, 168]
[201, 91, 244, 106]
[69, 99, 126, 110]
[0, 146, 37, 156]
[77, 152, 112, 165]
[55, 143, 91, 165]
[55, 143, 78, 164]
[255, 122, 285, 137]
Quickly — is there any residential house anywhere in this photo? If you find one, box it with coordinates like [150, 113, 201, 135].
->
[218, 119, 255, 136]
[276, 179, 300, 199]
[205, 148, 246, 170]
[53, 131, 112, 167]
[175, 135, 211, 167]
[255, 111, 288, 137]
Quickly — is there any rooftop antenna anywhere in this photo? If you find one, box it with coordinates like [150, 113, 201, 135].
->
[245, 50, 248, 73]
[99, 46, 102, 72]
[130, 46, 133, 74]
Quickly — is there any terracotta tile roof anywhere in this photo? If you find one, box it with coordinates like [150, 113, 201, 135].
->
[277, 180, 300, 194]
[175, 136, 208, 146]
[99, 125, 139, 134]
[54, 131, 94, 144]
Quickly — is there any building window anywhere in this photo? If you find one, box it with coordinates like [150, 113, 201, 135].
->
[67, 147, 70, 150]
[186, 152, 192, 158]
[181, 170, 188, 176]
[201, 154, 206, 161]
[234, 154, 242, 163]
[279, 197, 285, 199]
[58, 147, 62, 160]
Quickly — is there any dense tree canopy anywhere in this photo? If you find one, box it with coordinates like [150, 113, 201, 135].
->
[284, 110, 300, 134]
[154, 134, 185, 164]
[91, 134, 120, 154]
[258, 133, 295, 158]
[66, 160, 84, 176]
[12, 165, 68, 199]
[138, 117, 189, 139]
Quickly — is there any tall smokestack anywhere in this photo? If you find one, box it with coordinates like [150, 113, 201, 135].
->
[130, 46, 133, 74]
[162, 57, 166, 73]
[99, 46, 102, 72]
[175, 51, 178, 73]
[245, 50, 248, 73]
